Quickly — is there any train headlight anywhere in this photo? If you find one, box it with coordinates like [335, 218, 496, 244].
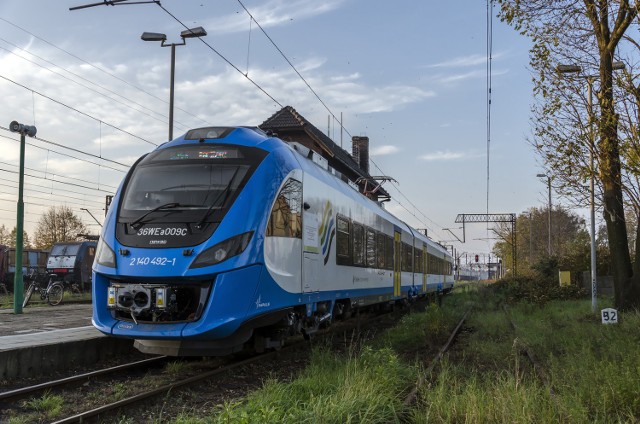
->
[96, 238, 116, 268]
[190, 231, 253, 268]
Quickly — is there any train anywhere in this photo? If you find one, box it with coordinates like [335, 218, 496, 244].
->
[0, 246, 49, 291]
[92, 126, 454, 356]
[47, 241, 97, 291]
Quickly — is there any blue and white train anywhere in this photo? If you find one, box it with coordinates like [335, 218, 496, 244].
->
[92, 126, 454, 356]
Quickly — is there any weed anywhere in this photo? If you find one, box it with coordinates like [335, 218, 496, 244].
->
[165, 360, 189, 375]
[24, 392, 64, 419]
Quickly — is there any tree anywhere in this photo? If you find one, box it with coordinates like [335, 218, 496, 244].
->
[498, 0, 640, 309]
[493, 207, 590, 279]
[0, 225, 10, 246]
[9, 226, 31, 248]
[33, 206, 87, 249]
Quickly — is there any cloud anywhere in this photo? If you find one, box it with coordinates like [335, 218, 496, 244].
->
[370, 145, 399, 156]
[426, 52, 505, 69]
[205, 0, 346, 34]
[420, 151, 466, 161]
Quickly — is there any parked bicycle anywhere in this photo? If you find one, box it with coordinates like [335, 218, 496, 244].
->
[22, 273, 64, 308]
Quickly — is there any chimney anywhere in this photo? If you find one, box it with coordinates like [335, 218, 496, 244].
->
[352, 136, 369, 174]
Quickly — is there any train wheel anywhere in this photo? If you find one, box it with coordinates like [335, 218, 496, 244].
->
[47, 283, 64, 306]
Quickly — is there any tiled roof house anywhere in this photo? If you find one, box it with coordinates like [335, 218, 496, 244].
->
[259, 106, 390, 203]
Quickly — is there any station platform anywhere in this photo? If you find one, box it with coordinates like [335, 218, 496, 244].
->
[0, 304, 134, 381]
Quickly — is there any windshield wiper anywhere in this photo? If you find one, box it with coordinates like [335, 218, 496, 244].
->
[195, 168, 240, 229]
[129, 202, 181, 230]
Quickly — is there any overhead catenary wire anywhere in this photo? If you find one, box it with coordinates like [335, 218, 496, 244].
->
[0, 155, 119, 192]
[2, 2, 450, 243]
[0, 16, 212, 128]
[0, 130, 130, 172]
[0, 42, 194, 132]
[0, 166, 115, 194]
[0, 74, 158, 147]
[0, 176, 106, 206]
[229, 1, 449, 242]
[155, 2, 283, 108]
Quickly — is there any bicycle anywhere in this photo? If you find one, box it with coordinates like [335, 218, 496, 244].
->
[22, 273, 64, 308]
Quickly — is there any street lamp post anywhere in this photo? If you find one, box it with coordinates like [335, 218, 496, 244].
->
[557, 61, 625, 313]
[141, 26, 207, 141]
[536, 174, 552, 256]
[9, 121, 37, 314]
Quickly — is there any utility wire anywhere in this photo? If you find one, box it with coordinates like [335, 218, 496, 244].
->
[0, 130, 130, 172]
[0, 176, 105, 206]
[0, 73, 158, 147]
[0, 166, 115, 194]
[231, 1, 448, 240]
[0, 41, 194, 132]
[156, 3, 283, 108]
[235, 0, 344, 131]
[0, 16, 211, 127]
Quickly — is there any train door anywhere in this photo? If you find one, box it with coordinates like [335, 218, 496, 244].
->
[80, 243, 97, 286]
[302, 179, 322, 293]
[393, 231, 401, 297]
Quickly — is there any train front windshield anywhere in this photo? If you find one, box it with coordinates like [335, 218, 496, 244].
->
[116, 144, 267, 248]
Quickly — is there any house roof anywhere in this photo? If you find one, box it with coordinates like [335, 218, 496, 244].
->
[259, 106, 385, 194]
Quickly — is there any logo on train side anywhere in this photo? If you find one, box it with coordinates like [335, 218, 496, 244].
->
[318, 201, 335, 265]
[255, 295, 270, 308]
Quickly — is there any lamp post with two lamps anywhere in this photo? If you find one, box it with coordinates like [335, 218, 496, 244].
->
[9, 120, 37, 314]
[141, 26, 207, 141]
[557, 61, 625, 313]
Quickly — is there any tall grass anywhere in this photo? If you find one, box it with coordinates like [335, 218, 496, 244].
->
[207, 346, 412, 423]
[169, 284, 640, 423]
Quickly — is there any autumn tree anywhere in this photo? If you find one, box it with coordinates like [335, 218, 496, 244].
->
[498, 0, 640, 309]
[9, 227, 32, 248]
[0, 225, 11, 246]
[493, 207, 590, 278]
[33, 206, 87, 250]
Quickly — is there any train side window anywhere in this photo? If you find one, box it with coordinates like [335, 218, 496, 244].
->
[365, 228, 376, 268]
[376, 232, 385, 268]
[336, 216, 351, 265]
[414, 249, 423, 274]
[267, 178, 302, 238]
[401, 242, 413, 272]
[352, 223, 365, 266]
[385, 235, 394, 270]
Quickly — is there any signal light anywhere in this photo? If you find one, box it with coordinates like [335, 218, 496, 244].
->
[475, 254, 479, 263]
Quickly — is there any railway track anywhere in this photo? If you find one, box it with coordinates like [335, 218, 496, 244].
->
[51, 350, 283, 424]
[0, 356, 168, 404]
[403, 308, 471, 406]
[1, 298, 434, 423]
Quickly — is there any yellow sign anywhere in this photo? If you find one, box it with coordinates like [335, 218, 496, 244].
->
[559, 271, 571, 287]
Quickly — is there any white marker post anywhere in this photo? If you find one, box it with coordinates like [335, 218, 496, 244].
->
[601, 308, 618, 325]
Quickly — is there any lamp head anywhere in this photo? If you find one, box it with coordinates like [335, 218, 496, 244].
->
[180, 26, 207, 39]
[9, 121, 37, 137]
[141, 32, 167, 42]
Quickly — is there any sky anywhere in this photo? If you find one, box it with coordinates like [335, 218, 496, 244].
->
[0, 0, 545, 266]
